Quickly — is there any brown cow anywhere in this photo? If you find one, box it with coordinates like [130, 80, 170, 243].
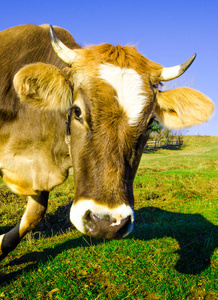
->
[0, 24, 214, 260]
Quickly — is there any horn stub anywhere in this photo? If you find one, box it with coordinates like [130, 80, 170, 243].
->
[49, 25, 78, 64]
[159, 53, 197, 81]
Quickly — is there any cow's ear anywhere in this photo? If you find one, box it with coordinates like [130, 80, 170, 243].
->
[155, 87, 214, 129]
[14, 63, 73, 111]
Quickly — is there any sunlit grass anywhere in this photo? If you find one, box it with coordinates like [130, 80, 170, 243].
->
[0, 136, 217, 299]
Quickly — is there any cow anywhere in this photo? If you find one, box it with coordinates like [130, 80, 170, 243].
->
[0, 24, 214, 260]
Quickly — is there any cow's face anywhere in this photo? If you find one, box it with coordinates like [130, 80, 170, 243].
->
[65, 54, 156, 238]
[14, 26, 214, 239]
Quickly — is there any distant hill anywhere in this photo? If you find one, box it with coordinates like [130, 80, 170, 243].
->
[183, 135, 218, 150]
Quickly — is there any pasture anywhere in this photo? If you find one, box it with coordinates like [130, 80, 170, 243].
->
[0, 136, 217, 299]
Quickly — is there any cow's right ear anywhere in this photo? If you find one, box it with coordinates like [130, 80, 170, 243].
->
[13, 63, 73, 111]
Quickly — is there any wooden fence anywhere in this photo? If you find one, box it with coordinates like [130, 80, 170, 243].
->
[144, 139, 183, 151]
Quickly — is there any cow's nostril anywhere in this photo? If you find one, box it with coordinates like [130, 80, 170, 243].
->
[84, 211, 132, 239]
[85, 211, 97, 233]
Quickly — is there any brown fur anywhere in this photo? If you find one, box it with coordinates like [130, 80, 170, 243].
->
[0, 105, 72, 194]
[75, 44, 162, 74]
[0, 24, 80, 125]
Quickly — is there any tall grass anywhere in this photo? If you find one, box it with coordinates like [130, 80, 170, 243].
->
[0, 136, 217, 299]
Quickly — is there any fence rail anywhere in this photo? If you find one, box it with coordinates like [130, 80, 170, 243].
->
[144, 139, 183, 151]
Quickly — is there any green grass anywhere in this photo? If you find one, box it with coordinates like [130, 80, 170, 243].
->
[0, 136, 217, 299]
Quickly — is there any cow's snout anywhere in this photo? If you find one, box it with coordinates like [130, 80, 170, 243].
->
[84, 211, 132, 239]
[70, 199, 134, 239]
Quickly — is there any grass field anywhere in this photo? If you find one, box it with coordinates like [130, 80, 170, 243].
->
[0, 136, 217, 299]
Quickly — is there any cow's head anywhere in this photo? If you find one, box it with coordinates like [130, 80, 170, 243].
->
[14, 26, 214, 239]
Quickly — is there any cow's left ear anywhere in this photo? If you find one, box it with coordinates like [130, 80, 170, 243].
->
[14, 63, 73, 111]
[155, 87, 214, 129]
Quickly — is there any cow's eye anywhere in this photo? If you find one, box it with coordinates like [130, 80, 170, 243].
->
[74, 106, 82, 120]
[152, 81, 163, 92]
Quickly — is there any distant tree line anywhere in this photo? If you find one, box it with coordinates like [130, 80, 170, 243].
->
[149, 121, 183, 144]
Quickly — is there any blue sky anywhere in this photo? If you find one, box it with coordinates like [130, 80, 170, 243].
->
[1, 0, 217, 135]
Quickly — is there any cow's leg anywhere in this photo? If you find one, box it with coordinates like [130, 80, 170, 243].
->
[0, 191, 48, 260]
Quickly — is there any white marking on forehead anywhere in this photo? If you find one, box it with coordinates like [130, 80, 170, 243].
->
[99, 63, 147, 126]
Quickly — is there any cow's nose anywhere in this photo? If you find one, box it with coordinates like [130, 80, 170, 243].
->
[70, 199, 134, 239]
[84, 212, 132, 239]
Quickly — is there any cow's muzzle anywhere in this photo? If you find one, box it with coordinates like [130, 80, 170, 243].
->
[70, 199, 134, 239]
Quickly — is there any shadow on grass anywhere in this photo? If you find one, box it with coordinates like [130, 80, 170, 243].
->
[0, 201, 104, 285]
[0, 236, 103, 285]
[0, 202, 73, 238]
[132, 207, 218, 275]
[143, 143, 185, 153]
[0, 204, 217, 284]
